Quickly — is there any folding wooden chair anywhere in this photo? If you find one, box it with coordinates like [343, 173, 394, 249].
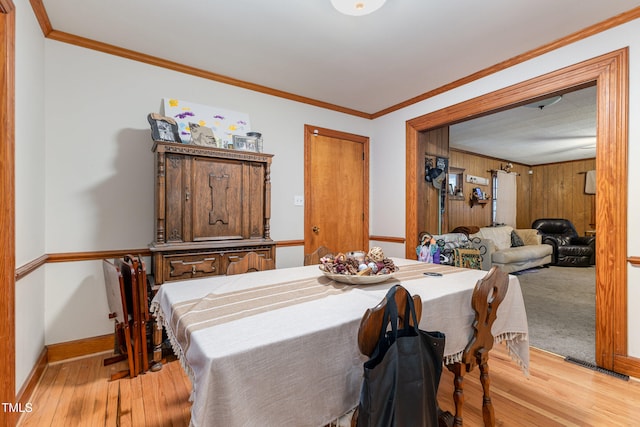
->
[445, 266, 509, 426]
[102, 260, 135, 380]
[115, 257, 143, 376]
[124, 254, 150, 373]
[226, 251, 275, 275]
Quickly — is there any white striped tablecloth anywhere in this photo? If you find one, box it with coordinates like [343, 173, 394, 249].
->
[151, 258, 529, 427]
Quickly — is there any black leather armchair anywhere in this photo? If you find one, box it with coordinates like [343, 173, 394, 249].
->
[531, 218, 595, 267]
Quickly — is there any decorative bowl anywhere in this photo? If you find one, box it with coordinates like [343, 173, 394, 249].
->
[320, 270, 395, 285]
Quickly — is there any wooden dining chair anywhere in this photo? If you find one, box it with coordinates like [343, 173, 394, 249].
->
[352, 286, 420, 427]
[352, 286, 454, 427]
[226, 251, 275, 275]
[102, 259, 136, 380]
[303, 246, 333, 266]
[446, 266, 509, 427]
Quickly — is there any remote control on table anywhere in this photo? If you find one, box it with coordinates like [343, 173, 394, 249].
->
[423, 272, 443, 277]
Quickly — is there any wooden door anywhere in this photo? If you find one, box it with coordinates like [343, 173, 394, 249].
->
[304, 125, 369, 255]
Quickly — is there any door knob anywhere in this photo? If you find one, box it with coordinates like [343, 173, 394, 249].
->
[312, 225, 320, 233]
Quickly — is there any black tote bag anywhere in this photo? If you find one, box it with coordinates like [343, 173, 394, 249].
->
[356, 285, 446, 427]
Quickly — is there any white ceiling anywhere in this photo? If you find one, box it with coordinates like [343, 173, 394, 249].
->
[41, 0, 636, 163]
[450, 85, 597, 165]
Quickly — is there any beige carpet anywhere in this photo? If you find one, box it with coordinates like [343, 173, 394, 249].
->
[514, 265, 595, 364]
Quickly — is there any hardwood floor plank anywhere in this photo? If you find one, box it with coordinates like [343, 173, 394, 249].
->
[49, 361, 83, 425]
[129, 373, 147, 427]
[61, 357, 94, 426]
[140, 370, 164, 427]
[103, 380, 120, 427]
[155, 362, 187, 427]
[92, 356, 116, 427]
[117, 374, 133, 427]
[80, 356, 104, 426]
[18, 363, 62, 427]
[167, 361, 192, 425]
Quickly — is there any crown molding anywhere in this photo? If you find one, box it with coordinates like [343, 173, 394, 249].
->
[25, 3, 640, 120]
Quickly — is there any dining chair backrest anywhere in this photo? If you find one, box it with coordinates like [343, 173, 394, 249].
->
[226, 251, 275, 275]
[447, 266, 509, 427]
[464, 266, 509, 367]
[303, 246, 333, 266]
[356, 285, 422, 357]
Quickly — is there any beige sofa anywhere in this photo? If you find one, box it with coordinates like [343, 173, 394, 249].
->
[470, 225, 553, 273]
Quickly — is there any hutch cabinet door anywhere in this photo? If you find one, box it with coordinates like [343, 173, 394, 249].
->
[164, 153, 187, 243]
[246, 162, 266, 239]
[191, 157, 245, 241]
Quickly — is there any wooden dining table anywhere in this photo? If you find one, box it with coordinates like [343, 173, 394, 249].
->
[151, 258, 529, 427]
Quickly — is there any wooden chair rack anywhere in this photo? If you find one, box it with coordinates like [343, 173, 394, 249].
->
[102, 259, 136, 381]
[103, 254, 156, 380]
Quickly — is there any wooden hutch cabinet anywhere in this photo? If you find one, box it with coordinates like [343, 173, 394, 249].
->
[150, 141, 275, 284]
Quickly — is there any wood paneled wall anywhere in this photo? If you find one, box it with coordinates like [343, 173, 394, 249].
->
[416, 127, 449, 235]
[447, 150, 531, 231]
[446, 150, 595, 235]
[530, 158, 596, 236]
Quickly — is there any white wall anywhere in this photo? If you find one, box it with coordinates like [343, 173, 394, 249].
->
[14, 0, 46, 393]
[370, 18, 640, 357]
[42, 40, 372, 344]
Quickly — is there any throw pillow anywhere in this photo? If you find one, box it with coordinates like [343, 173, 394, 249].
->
[478, 226, 513, 251]
[511, 230, 525, 247]
[516, 229, 542, 245]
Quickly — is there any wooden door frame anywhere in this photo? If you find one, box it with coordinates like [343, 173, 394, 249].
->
[1, 1, 16, 425]
[406, 49, 631, 374]
[303, 125, 369, 255]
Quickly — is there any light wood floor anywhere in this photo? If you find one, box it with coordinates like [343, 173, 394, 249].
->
[18, 344, 640, 426]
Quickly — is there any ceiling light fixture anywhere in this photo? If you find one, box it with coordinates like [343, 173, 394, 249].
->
[524, 95, 563, 110]
[331, 0, 386, 16]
